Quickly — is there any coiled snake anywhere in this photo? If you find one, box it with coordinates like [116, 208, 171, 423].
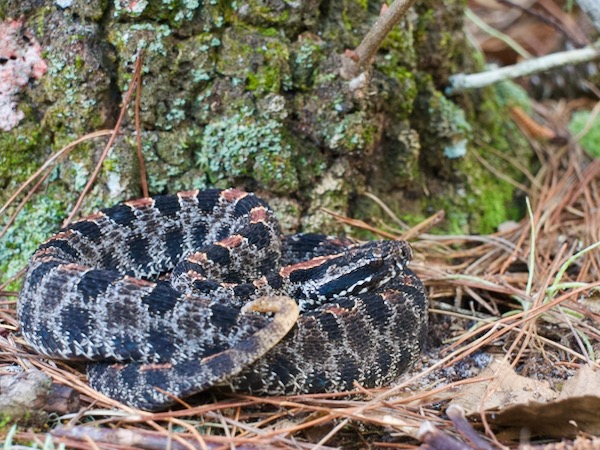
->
[18, 188, 427, 411]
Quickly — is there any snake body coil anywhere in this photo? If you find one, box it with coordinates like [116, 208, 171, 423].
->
[18, 188, 427, 410]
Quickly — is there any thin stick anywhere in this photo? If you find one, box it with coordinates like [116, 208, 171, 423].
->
[447, 44, 600, 94]
[465, 9, 532, 59]
[134, 52, 149, 198]
[340, 0, 418, 80]
[547, 239, 600, 298]
[64, 52, 144, 225]
[525, 197, 535, 297]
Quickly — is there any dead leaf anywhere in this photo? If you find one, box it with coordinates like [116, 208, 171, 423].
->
[558, 365, 600, 399]
[451, 358, 557, 414]
[488, 365, 600, 439]
[451, 362, 600, 440]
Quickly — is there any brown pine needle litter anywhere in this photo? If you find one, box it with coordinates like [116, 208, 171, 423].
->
[2, 93, 600, 448]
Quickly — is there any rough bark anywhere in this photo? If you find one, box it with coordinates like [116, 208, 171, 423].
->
[0, 0, 531, 283]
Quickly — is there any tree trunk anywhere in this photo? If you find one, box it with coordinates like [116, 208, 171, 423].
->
[0, 0, 531, 282]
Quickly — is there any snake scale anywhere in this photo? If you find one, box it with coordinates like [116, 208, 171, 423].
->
[18, 188, 428, 411]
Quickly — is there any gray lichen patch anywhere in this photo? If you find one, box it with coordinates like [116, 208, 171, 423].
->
[197, 106, 299, 193]
[289, 33, 325, 91]
[0, 193, 66, 286]
[414, 85, 473, 172]
[111, 0, 223, 32]
[302, 159, 354, 233]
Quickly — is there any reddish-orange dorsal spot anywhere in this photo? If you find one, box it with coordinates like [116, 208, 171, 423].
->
[218, 235, 243, 248]
[186, 270, 207, 281]
[60, 263, 90, 272]
[50, 230, 76, 242]
[125, 197, 154, 208]
[188, 252, 208, 264]
[249, 206, 268, 223]
[123, 276, 156, 288]
[35, 250, 63, 261]
[253, 277, 269, 289]
[398, 273, 415, 286]
[185, 270, 206, 281]
[221, 188, 247, 202]
[81, 211, 106, 222]
[325, 306, 351, 316]
[279, 255, 333, 278]
[177, 190, 200, 200]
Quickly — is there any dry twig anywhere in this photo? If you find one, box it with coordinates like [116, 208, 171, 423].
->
[447, 44, 600, 94]
[340, 0, 417, 84]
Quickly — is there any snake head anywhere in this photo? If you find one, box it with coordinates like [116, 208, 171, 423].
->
[287, 240, 414, 306]
[366, 239, 413, 267]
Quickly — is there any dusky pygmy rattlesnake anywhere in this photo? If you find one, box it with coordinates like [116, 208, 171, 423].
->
[18, 188, 427, 410]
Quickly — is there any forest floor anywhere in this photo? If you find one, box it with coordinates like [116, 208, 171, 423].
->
[1, 1, 600, 449]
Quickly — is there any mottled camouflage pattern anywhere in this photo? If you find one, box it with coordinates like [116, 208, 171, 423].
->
[19, 189, 428, 410]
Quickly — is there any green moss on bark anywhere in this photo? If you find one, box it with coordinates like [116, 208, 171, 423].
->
[0, 0, 535, 276]
[218, 26, 291, 94]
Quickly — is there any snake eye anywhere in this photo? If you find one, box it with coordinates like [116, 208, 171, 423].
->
[371, 247, 383, 258]
[369, 259, 383, 268]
